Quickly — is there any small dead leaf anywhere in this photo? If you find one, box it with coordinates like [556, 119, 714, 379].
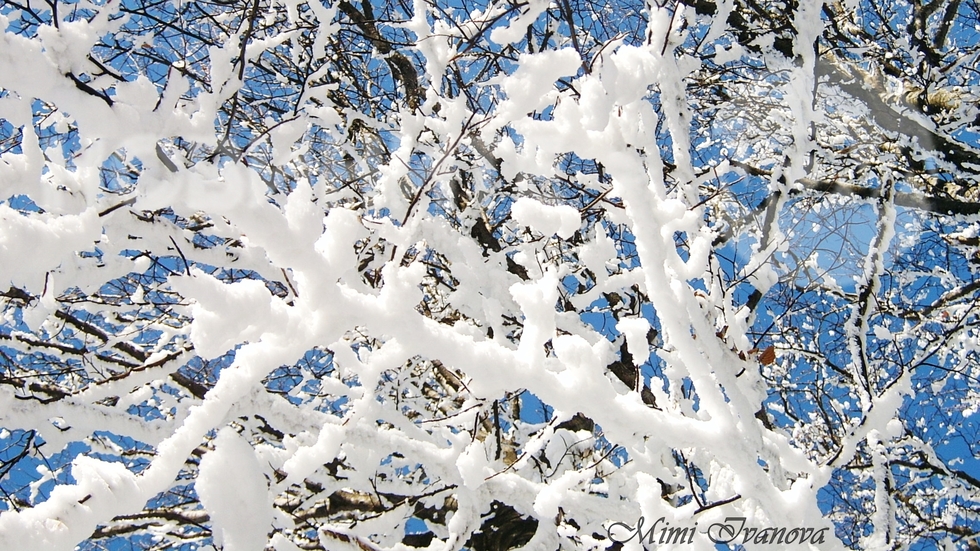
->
[759, 345, 776, 365]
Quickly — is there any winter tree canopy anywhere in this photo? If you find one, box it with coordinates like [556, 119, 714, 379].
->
[1, 0, 980, 549]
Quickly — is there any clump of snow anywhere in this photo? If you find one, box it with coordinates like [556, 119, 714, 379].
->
[0, 206, 100, 293]
[169, 270, 290, 359]
[617, 317, 651, 366]
[456, 440, 493, 489]
[552, 334, 595, 373]
[510, 197, 580, 239]
[489, 0, 550, 45]
[885, 419, 904, 439]
[498, 49, 582, 119]
[113, 75, 161, 112]
[0, 455, 142, 551]
[269, 119, 309, 165]
[196, 428, 273, 551]
[509, 273, 560, 359]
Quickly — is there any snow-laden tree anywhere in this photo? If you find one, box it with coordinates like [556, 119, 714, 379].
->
[2, 0, 980, 549]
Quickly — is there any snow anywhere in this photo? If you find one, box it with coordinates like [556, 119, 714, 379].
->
[509, 271, 560, 362]
[0, 206, 100, 293]
[269, 119, 309, 165]
[0, 455, 142, 550]
[510, 197, 581, 238]
[169, 271, 291, 360]
[1, 0, 968, 548]
[456, 440, 494, 489]
[488, 0, 550, 45]
[196, 428, 274, 551]
[532, 469, 591, 519]
[498, 49, 582, 121]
